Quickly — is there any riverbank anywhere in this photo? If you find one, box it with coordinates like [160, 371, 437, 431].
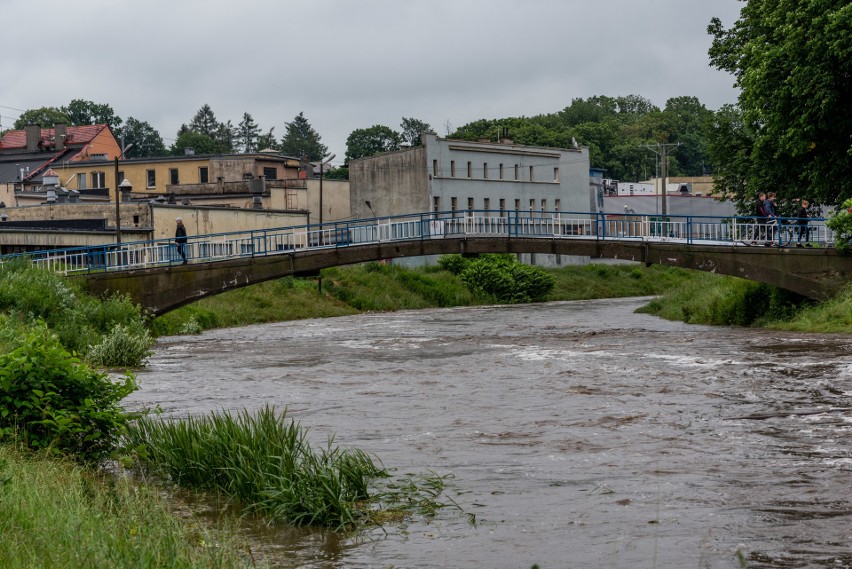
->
[0, 444, 258, 568]
[150, 261, 852, 335]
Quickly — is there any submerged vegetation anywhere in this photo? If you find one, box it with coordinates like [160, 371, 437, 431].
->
[125, 406, 461, 530]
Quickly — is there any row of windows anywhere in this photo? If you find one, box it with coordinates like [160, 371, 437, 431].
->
[433, 160, 559, 183]
[433, 196, 562, 214]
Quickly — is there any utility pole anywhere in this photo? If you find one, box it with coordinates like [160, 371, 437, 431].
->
[641, 142, 680, 216]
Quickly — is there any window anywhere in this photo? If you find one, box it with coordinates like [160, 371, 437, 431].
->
[467, 197, 474, 211]
[433, 196, 441, 212]
[529, 199, 535, 213]
[146, 170, 156, 188]
[91, 172, 105, 188]
[199, 167, 209, 183]
[467, 161, 472, 178]
[514, 198, 520, 211]
[499, 164, 504, 180]
[483, 163, 488, 179]
[514, 164, 519, 181]
[169, 168, 179, 185]
[263, 167, 277, 180]
[76, 173, 86, 190]
[450, 161, 456, 177]
[555, 199, 561, 212]
[541, 199, 547, 213]
[529, 166, 534, 182]
[117, 171, 124, 185]
[499, 198, 506, 216]
[553, 167, 559, 182]
[483, 198, 490, 212]
[432, 160, 438, 177]
[451, 197, 457, 212]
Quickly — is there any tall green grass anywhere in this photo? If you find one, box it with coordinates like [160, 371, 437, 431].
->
[0, 443, 257, 569]
[0, 260, 151, 367]
[125, 406, 386, 529]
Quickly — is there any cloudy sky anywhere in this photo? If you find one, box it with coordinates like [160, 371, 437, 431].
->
[1, 0, 743, 164]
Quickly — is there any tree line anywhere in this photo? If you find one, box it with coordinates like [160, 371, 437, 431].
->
[4, 0, 849, 213]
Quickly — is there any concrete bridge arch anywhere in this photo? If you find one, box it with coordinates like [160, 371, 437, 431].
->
[75, 236, 851, 316]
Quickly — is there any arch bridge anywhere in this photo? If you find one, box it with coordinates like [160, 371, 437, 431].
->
[8, 211, 849, 315]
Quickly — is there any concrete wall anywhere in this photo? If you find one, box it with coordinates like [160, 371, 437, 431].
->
[303, 178, 351, 224]
[150, 205, 309, 240]
[0, 202, 151, 229]
[349, 147, 428, 219]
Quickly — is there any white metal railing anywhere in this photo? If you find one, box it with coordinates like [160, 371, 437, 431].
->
[1, 210, 833, 275]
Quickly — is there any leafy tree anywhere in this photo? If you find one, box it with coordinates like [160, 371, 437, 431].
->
[344, 125, 400, 164]
[322, 166, 349, 181]
[400, 117, 432, 147]
[13, 107, 70, 129]
[63, 99, 122, 130]
[236, 112, 262, 153]
[118, 117, 166, 158]
[708, 0, 852, 207]
[280, 112, 328, 161]
[171, 131, 219, 156]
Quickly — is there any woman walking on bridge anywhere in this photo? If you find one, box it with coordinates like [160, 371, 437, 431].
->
[175, 217, 188, 264]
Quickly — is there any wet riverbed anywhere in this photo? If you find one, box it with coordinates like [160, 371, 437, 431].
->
[128, 297, 852, 568]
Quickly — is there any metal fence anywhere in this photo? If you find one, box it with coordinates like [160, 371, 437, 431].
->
[0, 210, 832, 276]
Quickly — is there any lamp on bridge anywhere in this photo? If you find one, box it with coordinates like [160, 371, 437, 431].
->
[319, 153, 336, 228]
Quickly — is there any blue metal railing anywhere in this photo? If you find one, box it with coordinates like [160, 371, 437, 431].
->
[0, 210, 832, 275]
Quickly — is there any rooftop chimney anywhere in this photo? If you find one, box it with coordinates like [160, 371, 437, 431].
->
[55, 123, 67, 151]
[24, 124, 41, 151]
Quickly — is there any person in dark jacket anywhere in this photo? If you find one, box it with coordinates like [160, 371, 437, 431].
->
[754, 193, 769, 243]
[175, 217, 188, 264]
[796, 199, 811, 247]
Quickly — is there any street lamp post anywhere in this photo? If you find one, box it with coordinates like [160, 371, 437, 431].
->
[116, 178, 132, 244]
[318, 153, 336, 228]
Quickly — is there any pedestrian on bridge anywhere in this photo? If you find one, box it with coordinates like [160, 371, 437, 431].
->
[796, 199, 811, 247]
[175, 217, 188, 264]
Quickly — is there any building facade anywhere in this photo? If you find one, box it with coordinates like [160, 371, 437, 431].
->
[349, 133, 592, 266]
[350, 133, 591, 220]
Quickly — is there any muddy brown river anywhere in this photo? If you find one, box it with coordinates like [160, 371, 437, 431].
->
[127, 297, 852, 568]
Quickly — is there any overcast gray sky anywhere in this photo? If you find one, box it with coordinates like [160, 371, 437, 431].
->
[1, 0, 743, 164]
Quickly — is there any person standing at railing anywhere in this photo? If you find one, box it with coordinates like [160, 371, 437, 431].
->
[762, 192, 780, 245]
[754, 193, 770, 244]
[175, 217, 188, 264]
[796, 199, 811, 247]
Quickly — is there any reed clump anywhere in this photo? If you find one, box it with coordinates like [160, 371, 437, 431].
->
[126, 406, 417, 530]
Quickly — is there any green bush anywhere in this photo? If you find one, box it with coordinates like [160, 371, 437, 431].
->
[826, 198, 852, 253]
[85, 324, 153, 368]
[451, 254, 556, 303]
[0, 327, 138, 462]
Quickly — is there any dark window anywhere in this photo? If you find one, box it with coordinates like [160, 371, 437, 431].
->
[146, 170, 156, 188]
[199, 167, 209, 183]
[263, 167, 277, 180]
[169, 168, 179, 185]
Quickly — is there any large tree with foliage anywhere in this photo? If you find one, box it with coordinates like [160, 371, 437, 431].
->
[117, 117, 166, 158]
[707, 0, 852, 208]
[279, 112, 327, 161]
[64, 99, 122, 130]
[399, 117, 432, 147]
[344, 125, 400, 164]
[13, 107, 70, 129]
